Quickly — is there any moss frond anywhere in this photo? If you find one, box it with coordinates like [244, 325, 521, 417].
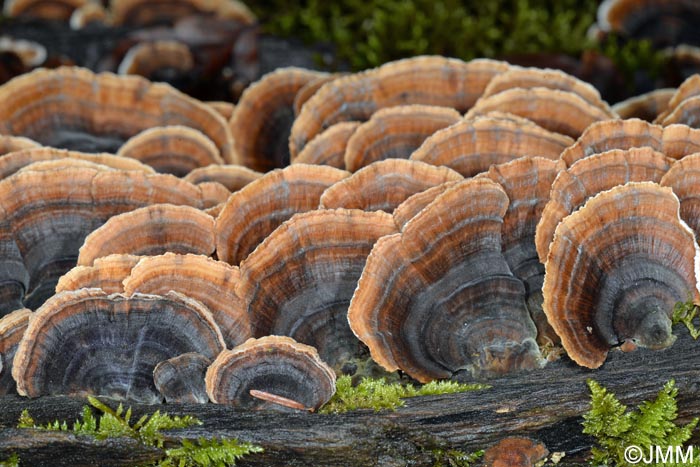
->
[159, 438, 264, 467]
[0, 454, 19, 467]
[431, 448, 484, 467]
[672, 300, 700, 339]
[582, 379, 700, 466]
[319, 376, 488, 414]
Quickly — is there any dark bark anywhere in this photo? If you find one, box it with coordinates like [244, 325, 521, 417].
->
[0, 330, 699, 466]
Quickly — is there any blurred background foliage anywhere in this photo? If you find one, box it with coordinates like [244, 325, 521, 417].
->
[249, 0, 664, 82]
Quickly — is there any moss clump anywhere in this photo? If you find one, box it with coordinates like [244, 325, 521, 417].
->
[319, 375, 488, 414]
[430, 448, 484, 467]
[0, 454, 19, 467]
[672, 299, 700, 339]
[582, 379, 699, 466]
[17, 396, 263, 467]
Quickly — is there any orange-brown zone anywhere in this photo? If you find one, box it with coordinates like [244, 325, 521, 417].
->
[411, 116, 573, 177]
[537, 147, 672, 263]
[542, 183, 698, 369]
[392, 181, 459, 230]
[0, 308, 31, 394]
[230, 67, 327, 172]
[293, 122, 360, 169]
[205, 336, 335, 410]
[613, 88, 674, 121]
[0, 67, 234, 163]
[56, 254, 141, 294]
[5, 0, 87, 20]
[483, 437, 549, 467]
[77, 204, 215, 266]
[343, 105, 461, 172]
[661, 153, 700, 236]
[467, 88, 616, 138]
[184, 164, 263, 192]
[215, 165, 349, 265]
[124, 253, 251, 348]
[320, 159, 462, 213]
[289, 57, 509, 158]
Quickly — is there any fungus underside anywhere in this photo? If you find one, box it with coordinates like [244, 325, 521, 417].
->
[16, 396, 263, 467]
[319, 375, 488, 414]
[583, 379, 700, 466]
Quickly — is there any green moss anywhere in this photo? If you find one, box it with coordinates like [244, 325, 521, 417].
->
[672, 299, 700, 339]
[0, 454, 19, 467]
[319, 375, 488, 414]
[251, 0, 662, 78]
[17, 397, 262, 467]
[430, 448, 484, 467]
[582, 379, 699, 466]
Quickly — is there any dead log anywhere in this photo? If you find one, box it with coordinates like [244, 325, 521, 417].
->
[0, 330, 699, 467]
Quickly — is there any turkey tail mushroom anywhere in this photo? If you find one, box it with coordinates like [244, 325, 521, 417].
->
[0, 67, 234, 162]
[215, 164, 348, 266]
[289, 57, 509, 158]
[117, 40, 194, 82]
[410, 115, 573, 177]
[110, 0, 256, 26]
[238, 209, 397, 368]
[466, 88, 617, 139]
[56, 254, 141, 294]
[183, 164, 262, 192]
[12, 289, 225, 402]
[660, 153, 700, 238]
[0, 308, 31, 394]
[230, 67, 328, 172]
[116, 125, 224, 177]
[154, 353, 211, 404]
[124, 253, 250, 348]
[537, 147, 672, 264]
[343, 105, 461, 172]
[0, 135, 40, 156]
[349, 178, 542, 382]
[3, 0, 87, 20]
[292, 122, 360, 169]
[205, 336, 335, 411]
[542, 182, 699, 369]
[481, 157, 565, 345]
[392, 181, 459, 230]
[613, 89, 674, 121]
[77, 204, 215, 266]
[320, 159, 462, 213]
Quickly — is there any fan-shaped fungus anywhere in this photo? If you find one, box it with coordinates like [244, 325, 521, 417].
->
[205, 336, 335, 411]
[183, 164, 262, 192]
[0, 308, 31, 394]
[293, 122, 360, 169]
[56, 254, 141, 294]
[542, 182, 699, 368]
[153, 352, 211, 404]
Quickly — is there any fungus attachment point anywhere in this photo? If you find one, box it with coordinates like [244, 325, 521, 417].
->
[542, 182, 699, 369]
[206, 336, 335, 411]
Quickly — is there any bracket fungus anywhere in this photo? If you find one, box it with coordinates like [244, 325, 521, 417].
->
[238, 209, 397, 368]
[292, 73, 344, 117]
[661, 153, 700, 237]
[110, 0, 255, 26]
[198, 181, 230, 208]
[289, 56, 509, 158]
[183, 164, 262, 192]
[481, 67, 610, 112]
[597, 0, 700, 42]
[0, 167, 205, 310]
[0, 135, 40, 156]
[0, 147, 155, 181]
[481, 157, 565, 345]
[69, 1, 109, 29]
[349, 178, 542, 382]
[613, 88, 675, 121]
[78, 204, 215, 266]
[560, 119, 700, 166]
[12, 289, 225, 402]
[153, 352, 211, 404]
[206, 101, 235, 121]
[230, 67, 328, 171]
[537, 147, 672, 264]
[0, 308, 31, 395]
[343, 105, 461, 172]
[116, 125, 224, 176]
[542, 182, 700, 369]
[320, 159, 462, 213]
[123, 253, 250, 348]
[466, 87, 617, 139]
[205, 336, 336, 411]
[55, 254, 141, 294]
[3, 0, 87, 20]
[410, 115, 573, 177]
[117, 40, 195, 81]
[392, 181, 459, 230]
[215, 164, 349, 266]
[0, 67, 234, 162]
[292, 121, 360, 169]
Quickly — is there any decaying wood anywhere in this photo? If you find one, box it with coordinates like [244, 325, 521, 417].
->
[0, 330, 698, 466]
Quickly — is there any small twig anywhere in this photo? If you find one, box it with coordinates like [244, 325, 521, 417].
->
[249, 389, 314, 412]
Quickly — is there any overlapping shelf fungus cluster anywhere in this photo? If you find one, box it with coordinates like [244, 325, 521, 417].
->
[1, 52, 700, 411]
